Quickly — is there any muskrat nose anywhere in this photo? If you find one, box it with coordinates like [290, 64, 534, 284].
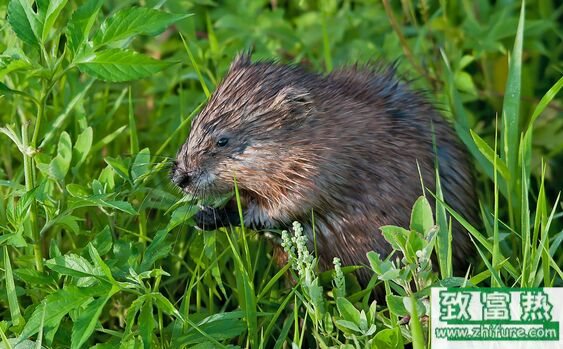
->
[172, 170, 191, 188]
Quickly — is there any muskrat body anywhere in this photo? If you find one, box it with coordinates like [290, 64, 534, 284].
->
[171, 54, 477, 285]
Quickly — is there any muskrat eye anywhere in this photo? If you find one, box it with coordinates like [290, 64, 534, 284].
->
[216, 137, 229, 147]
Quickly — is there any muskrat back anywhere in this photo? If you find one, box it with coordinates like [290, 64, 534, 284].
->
[171, 54, 477, 284]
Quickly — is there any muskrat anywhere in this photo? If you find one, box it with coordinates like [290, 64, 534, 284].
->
[171, 54, 477, 285]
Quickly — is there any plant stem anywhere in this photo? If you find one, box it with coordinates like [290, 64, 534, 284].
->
[409, 295, 425, 349]
[22, 122, 43, 272]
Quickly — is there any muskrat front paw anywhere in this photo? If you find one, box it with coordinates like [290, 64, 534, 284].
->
[194, 206, 221, 230]
[194, 206, 238, 230]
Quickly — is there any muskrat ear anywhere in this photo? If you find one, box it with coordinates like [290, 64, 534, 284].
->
[270, 86, 313, 119]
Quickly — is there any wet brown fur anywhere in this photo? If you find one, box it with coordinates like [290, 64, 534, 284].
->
[173, 54, 478, 285]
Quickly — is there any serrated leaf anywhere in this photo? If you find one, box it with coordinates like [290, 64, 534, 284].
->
[49, 131, 73, 181]
[88, 243, 116, 284]
[71, 293, 113, 349]
[175, 311, 246, 346]
[0, 82, 28, 98]
[92, 226, 113, 256]
[0, 58, 32, 80]
[101, 199, 137, 215]
[7, 0, 41, 46]
[42, 0, 68, 43]
[49, 214, 81, 234]
[46, 253, 101, 278]
[77, 49, 172, 82]
[67, 194, 138, 215]
[19, 285, 108, 340]
[139, 298, 154, 347]
[13, 269, 56, 286]
[66, 183, 89, 198]
[139, 229, 171, 272]
[93, 8, 191, 46]
[152, 293, 182, 319]
[67, 0, 104, 53]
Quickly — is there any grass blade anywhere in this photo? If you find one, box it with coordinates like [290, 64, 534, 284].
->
[501, 0, 525, 228]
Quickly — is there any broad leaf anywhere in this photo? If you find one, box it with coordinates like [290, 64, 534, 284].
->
[336, 297, 361, 326]
[71, 293, 114, 349]
[72, 127, 93, 170]
[67, 0, 104, 53]
[409, 196, 434, 235]
[19, 285, 108, 340]
[42, 0, 68, 43]
[76, 49, 172, 82]
[140, 229, 172, 271]
[49, 131, 73, 181]
[46, 254, 102, 278]
[131, 148, 150, 182]
[7, 0, 41, 46]
[93, 8, 190, 46]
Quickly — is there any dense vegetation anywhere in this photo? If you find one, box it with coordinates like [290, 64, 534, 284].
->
[0, 0, 561, 348]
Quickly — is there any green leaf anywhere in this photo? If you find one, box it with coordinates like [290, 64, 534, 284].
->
[49, 131, 73, 181]
[409, 196, 434, 235]
[72, 127, 93, 171]
[4, 246, 23, 327]
[385, 295, 407, 317]
[372, 327, 402, 349]
[19, 285, 107, 340]
[46, 254, 102, 278]
[92, 226, 113, 256]
[67, 0, 104, 53]
[101, 199, 137, 215]
[71, 293, 114, 349]
[7, 0, 41, 46]
[68, 194, 137, 215]
[403, 297, 426, 317]
[334, 319, 361, 333]
[151, 293, 182, 319]
[76, 49, 172, 82]
[42, 0, 68, 43]
[454, 71, 477, 95]
[527, 75, 563, 128]
[87, 243, 117, 285]
[93, 8, 191, 46]
[336, 297, 360, 326]
[470, 129, 510, 181]
[13, 268, 56, 286]
[0, 82, 32, 100]
[175, 312, 246, 346]
[44, 214, 81, 235]
[103, 156, 130, 182]
[501, 1, 524, 191]
[139, 229, 172, 272]
[139, 299, 154, 349]
[131, 148, 150, 182]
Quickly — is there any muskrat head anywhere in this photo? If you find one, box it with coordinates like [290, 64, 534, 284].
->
[171, 54, 315, 201]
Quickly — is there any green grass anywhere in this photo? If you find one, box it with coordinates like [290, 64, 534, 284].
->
[0, 1, 562, 348]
